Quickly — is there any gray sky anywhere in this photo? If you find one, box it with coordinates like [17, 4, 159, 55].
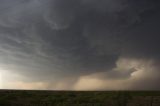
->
[0, 0, 160, 90]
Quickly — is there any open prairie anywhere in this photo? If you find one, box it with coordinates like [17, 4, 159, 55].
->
[0, 90, 160, 106]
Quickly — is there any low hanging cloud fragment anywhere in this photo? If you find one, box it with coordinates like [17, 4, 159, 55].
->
[73, 58, 160, 90]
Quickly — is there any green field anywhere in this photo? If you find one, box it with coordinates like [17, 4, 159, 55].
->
[0, 90, 160, 106]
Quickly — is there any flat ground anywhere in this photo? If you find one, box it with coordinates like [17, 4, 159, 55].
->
[0, 90, 160, 106]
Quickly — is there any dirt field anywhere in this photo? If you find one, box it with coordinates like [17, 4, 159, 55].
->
[0, 90, 160, 106]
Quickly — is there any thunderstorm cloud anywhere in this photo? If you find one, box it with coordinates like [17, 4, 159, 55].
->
[0, 0, 160, 90]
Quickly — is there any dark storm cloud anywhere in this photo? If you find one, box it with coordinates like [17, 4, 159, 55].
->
[0, 0, 160, 89]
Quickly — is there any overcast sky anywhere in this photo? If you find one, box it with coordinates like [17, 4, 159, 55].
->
[0, 0, 160, 90]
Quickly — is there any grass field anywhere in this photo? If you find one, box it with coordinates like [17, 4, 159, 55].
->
[0, 90, 160, 106]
